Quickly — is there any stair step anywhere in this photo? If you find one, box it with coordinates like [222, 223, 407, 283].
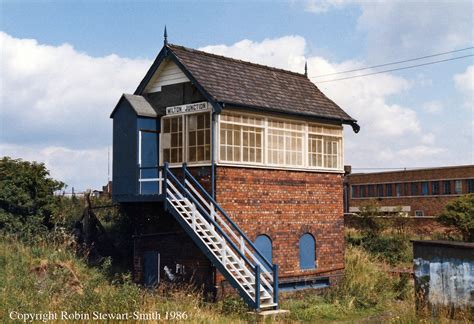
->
[259, 303, 278, 309]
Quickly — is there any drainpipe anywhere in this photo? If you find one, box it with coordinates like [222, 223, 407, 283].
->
[211, 112, 216, 199]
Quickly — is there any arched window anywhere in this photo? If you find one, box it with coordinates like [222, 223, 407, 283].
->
[254, 235, 272, 270]
[299, 233, 316, 269]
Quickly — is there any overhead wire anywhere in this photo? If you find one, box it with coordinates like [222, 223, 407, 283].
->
[310, 46, 474, 78]
[312, 54, 474, 83]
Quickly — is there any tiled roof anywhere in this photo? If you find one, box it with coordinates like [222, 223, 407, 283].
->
[167, 44, 356, 123]
[122, 94, 157, 117]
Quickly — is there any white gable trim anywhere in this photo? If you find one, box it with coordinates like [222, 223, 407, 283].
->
[143, 58, 190, 93]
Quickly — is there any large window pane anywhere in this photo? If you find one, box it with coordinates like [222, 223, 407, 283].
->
[268, 121, 303, 167]
[220, 115, 263, 163]
[188, 113, 210, 163]
[162, 116, 183, 164]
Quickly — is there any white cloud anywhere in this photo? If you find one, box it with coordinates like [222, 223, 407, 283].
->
[0, 32, 151, 190]
[454, 65, 474, 108]
[0, 32, 150, 149]
[398, 145, 445, 158]
[200, 36, 306, 72]
[421, 133, 436, 145]
[422, 101, 443, 114]
[300, 1, 473, 60]
[356, 1, 473, 59]
[302, 0, 352, 13]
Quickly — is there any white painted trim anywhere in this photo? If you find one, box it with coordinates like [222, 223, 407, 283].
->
[349, 206, 411, 212]
[216, 161, 344, 174]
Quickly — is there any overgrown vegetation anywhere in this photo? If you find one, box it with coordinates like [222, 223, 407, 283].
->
[437, 193, 474, 242]
[0, 235, 246, 323]
[282, 246, 414, 322]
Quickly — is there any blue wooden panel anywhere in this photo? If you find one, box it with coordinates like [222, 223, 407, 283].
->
[112, 101, 138, 199]
[143, 251, 160, 287]
[254, 235, 272, 271]
[138, 117, 158, 131]
[299, 233, 316, 270]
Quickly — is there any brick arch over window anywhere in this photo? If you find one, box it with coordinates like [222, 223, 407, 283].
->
[254, 234, 272, 271]
[299, 233, 316, 270]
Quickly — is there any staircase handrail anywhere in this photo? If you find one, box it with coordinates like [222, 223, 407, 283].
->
[182, 164, 274, 272]
[164, 165, 256, 272]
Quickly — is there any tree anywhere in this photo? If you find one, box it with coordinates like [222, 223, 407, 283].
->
[437, 194, 474, 242]
[0, 157, 64, 232]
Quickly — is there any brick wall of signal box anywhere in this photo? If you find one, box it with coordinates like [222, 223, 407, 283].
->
[214, 166, 345, 285]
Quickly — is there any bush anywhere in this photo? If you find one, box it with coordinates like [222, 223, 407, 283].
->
[346, 232, 413, 265]
[437, 194, 474, 242]
[0, 157, 64, 236]
[357, 201, 388, 237]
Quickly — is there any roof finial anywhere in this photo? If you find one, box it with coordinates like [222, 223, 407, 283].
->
[164, 25, 168, 46]
[304, 61, 308, 77]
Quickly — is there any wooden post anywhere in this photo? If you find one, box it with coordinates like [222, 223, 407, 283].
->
[273, 264, 279, 307]
[255, 265, 261, 310]
[163, 163, 168, 211]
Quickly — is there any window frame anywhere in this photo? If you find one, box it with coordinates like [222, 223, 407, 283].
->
[219, 114, 265, 165]
[160, 110, 212, 167]
[217, 111, 344, 172]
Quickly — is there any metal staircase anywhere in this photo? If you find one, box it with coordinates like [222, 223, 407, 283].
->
[162, 162, 279, 311]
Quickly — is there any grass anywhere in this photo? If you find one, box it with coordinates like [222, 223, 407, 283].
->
[1, 232, 471, 323]
[0, 235, 246, 323]
[281, 245, 416, 322]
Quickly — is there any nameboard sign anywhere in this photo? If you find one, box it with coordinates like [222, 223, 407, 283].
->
[166, 102, 210, 115]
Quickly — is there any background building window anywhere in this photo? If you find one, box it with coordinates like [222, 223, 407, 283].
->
[443, 181, 451, 194]
[187, 113, 211, 162]
[386, 184, 393, 197]
[162, 116, 183, 164]
[411, 182, 418, 196]
[431, 181, 440, 195]
[360, 185, 366, 198]
[368, 185, 375, 197]
[254, 235, 272, 271]
[421, 182, 429, 196]
[468, 179, 474, 193]
[299, 233, 316, 270]
[404, 183, 409, 196]
[396, 183, 401, 197]
[415, 210, 424, 217]
[455, 180, 462, 194]
[377, 184, 384, 197]
[351, 185, 358, 198]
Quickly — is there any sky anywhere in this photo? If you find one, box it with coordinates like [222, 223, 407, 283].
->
[0, 0, 473, 191]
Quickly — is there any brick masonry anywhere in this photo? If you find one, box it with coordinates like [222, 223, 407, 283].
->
[129, 165, 346, 297]
[347, 165, 474, 216]
[215, 166, 345, 285]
